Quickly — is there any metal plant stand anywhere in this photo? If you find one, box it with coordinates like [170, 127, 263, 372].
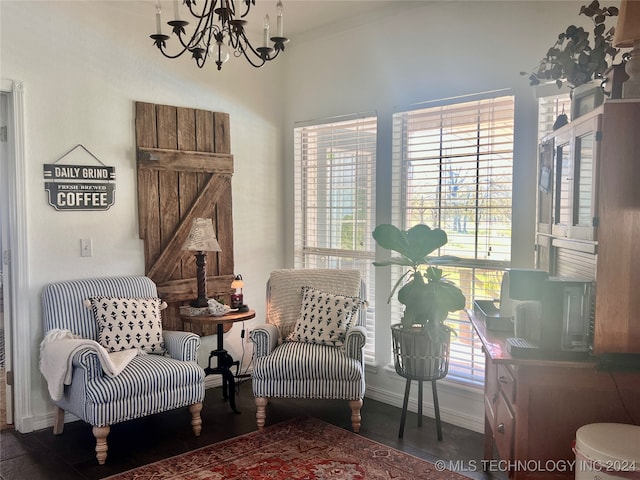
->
[391, 324, 451, 440]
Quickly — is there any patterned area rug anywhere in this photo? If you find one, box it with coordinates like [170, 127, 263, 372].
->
[104, 416, 466, 480]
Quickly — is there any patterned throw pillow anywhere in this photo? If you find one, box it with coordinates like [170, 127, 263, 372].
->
[287, 286, 365, 347]
[90, 296, 166, 354]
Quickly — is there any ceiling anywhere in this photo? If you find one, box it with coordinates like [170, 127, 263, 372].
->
[132, 0, 423, 54]
[249, 0, 409, 38]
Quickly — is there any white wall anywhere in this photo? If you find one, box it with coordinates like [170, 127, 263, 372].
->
[280, 1, 585, 432]
[1, 0, 286, 430]
[0, 0, 593, 434]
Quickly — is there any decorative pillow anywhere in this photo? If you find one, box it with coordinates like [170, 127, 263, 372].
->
[286, 286, 365, 347]
[89, 296, 166, 354]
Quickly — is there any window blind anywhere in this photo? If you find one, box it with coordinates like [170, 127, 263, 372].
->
[391, 95, 515, 386]
[294, 114, 377, 364]
[538, 93, 572, 140]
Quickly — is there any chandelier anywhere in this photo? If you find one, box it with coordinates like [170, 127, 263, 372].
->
[150, 0, 289, 71]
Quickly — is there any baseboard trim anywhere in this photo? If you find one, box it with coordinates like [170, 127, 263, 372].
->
[29, 372, 483, 434]
[364, 383, 484, 434]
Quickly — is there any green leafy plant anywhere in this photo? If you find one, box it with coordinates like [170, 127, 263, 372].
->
[522, 1, 619, 89]
[372, 224, 466, 340]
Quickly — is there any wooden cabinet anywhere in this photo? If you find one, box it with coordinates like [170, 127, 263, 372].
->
[473, 313, 640, 480]
[592, 101, 640, 354]
[479, 100, 640, 480]
[538, 112, 601, 243]
[536, 100, 640, 354]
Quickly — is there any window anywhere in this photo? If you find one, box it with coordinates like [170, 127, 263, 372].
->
[538, 93, 572, 140]
[392, 95, 515, 386]
[294, 114, 377, 364]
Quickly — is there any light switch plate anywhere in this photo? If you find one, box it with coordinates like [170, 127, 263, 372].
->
[80, 238, 92, 257]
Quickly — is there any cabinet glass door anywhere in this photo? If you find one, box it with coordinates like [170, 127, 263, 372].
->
[553, 136, 571, 237]
[537, 140, 553, 234]
[575, 132, 594, 226]
[571, 115, 600, 241]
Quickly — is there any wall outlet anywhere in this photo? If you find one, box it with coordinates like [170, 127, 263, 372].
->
[245, 329, 253, 344]
[80, 238, 93, 257]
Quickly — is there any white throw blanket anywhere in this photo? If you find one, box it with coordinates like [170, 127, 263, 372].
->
[39, 329, 139, 401]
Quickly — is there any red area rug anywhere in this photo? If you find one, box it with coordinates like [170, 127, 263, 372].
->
[104, 416, 467, 480]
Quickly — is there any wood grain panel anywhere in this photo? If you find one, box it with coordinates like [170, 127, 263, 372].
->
[594, 101, 640, 354]
[156, 105, 178, 149]
[136, 102, 235, 331]
[196, 109, 214, 152]
[135, 102, 157, 148]
[216, 182, 234, 275]
[180, 170, 199, 279]
[156, 105, 180, 278]
[135, 102, 160, 269]
[176, 107, 197, 279]
[177, 107, 196, 151]
[137, 148, 233, 174]
[213, 112, 231, 154]
[147, 174, 231, 283]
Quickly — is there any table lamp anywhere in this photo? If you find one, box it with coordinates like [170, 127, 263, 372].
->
[231, 274, 248, 311]
[614, 0, 640, 98]
[183, 217, 221, 308]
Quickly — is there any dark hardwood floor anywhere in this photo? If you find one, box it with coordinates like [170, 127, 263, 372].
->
[0, 380, 500, 480]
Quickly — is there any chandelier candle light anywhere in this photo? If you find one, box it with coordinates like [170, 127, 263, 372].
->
[151, 0, 289, 70]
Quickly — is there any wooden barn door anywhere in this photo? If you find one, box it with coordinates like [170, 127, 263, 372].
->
[135, 102, 234, 332]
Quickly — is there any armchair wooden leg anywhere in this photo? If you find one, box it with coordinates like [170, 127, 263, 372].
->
[189, 402, 203, 437]
[92, 425, 110, 465]
[53, 406, 65, 435]
[255, 397, 269, 430]
[349, 399, 363, 433]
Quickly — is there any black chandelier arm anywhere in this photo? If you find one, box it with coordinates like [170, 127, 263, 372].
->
[238, 43, 283, 68]
[186, 0, 217, 21]
[151, 33, 199, 62]
[167, 12, 221, 68]
[181, 4, 216, 50]
[237, 46, 267, 68]
[237, 31, 286, 64]
[151, 29, 206, 66]
[151, 0, 287, 71]
[218, 0, 254, 20]
[224, 0, 237, 18]
[235, 32, 270, 64]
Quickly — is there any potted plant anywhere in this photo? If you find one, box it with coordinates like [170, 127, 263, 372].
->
[372, 224, 466, 379]
[522, 0, 620, 90]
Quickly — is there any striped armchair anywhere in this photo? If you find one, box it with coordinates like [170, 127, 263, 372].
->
[40, 276, 205, 464]
[250, 269, 367, 432]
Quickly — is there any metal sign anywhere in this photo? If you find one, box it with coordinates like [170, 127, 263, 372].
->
[43, 145, 116, 211]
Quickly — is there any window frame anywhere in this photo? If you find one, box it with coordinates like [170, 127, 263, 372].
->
[293, 113, 378, 364]
[390, 92, 516, 386]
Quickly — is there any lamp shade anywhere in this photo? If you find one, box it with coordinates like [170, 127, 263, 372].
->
[231, 274, 244, 290]
[613, 0, 640, 47]
[182, 218, 222, 252]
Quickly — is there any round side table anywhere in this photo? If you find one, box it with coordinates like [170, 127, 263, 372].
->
[180, 309, 256, 414]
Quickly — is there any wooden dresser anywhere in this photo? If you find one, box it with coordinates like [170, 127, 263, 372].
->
[536, 100, 640, 354]
[471, 312, 640, 480]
